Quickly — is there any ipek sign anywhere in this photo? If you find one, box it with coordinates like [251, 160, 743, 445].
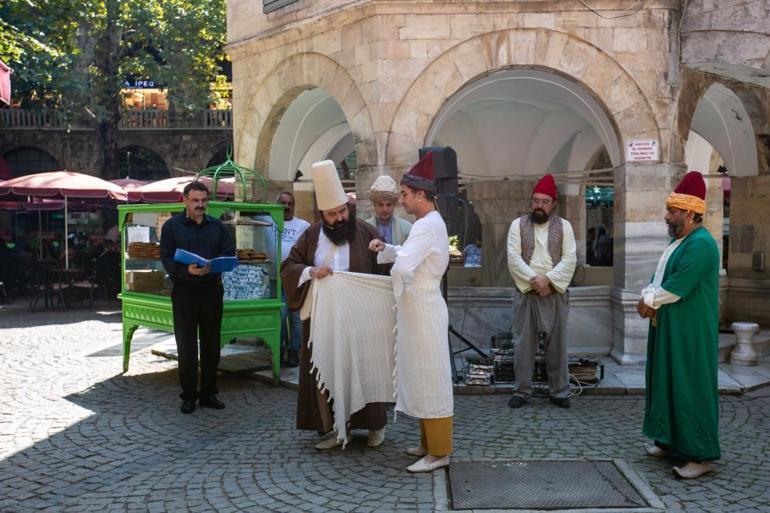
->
[625, 139, 660, 162]
[124, 80, 158, 89]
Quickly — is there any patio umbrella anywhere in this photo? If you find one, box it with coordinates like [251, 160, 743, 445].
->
[110, 177, 148, 191]
[0, 170, 127, 268]
[130, 175, 233, 202]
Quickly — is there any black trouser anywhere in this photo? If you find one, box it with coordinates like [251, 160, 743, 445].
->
[171, 280, 224, 401]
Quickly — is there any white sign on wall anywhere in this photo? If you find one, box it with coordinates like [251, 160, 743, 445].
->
[625, 139, 659, 162]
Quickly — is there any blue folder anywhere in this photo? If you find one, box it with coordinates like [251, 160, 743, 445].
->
[174, 248, 238, 273]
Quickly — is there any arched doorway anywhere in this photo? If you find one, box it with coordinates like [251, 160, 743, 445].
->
[118, 146, 169, 181]
[685, 81, 763, 325]
[267, 87, 356, 183]
[425, 68, 621, 287]
[3, 147, 61, 176]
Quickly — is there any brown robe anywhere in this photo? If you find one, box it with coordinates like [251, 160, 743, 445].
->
[281, 219, 388, 432]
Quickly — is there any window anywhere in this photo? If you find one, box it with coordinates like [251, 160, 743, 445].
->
[264, 0, 299, 13]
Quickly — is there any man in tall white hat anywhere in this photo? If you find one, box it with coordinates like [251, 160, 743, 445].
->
[281, 160, 388, 450]
[365, 175, 412, 246]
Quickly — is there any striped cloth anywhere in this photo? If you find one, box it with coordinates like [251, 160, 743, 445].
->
[308, 271, 396, 445]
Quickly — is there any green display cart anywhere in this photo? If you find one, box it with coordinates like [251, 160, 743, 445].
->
[119, 201, 284, 382]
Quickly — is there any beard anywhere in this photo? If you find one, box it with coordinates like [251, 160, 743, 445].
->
[530, 209, 549, 224]
[667, 220, 682, 238]
[322, 216, 357, 246]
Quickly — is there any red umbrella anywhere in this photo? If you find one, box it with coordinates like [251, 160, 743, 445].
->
[130, 175, 233, 202]
[0, 170, 127, 200]
[0, 170, 127, 268]
[110, 177, 148, 191]
[0, 59, 12, 107]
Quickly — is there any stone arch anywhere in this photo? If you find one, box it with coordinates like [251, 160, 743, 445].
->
[1, 143, 64, 173]
[387, 28, 659, 171]
[237, 52, 376, 176]
[678, 70, 767, 176]
[201, 139, 233, 170]
[117, 145, 169, 181]
[1, 145, 62, 176]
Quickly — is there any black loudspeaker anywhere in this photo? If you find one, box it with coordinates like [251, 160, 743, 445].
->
[419, 147, 459, 230]
[419, 146, 458, 192]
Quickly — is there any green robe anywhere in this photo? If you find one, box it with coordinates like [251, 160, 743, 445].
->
[643, 226, 721, 460]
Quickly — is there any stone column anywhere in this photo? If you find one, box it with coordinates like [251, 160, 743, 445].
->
[611, 162, 683, 364]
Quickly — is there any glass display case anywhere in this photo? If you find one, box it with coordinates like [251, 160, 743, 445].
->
[119, 201, 284, 382]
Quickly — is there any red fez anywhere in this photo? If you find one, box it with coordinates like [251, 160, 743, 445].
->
[532, 174, 558, 200]
[401, 151, 437, 193]
[667, 171, 706, 214]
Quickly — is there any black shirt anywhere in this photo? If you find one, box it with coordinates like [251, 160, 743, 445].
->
[160, 212, 236, 285]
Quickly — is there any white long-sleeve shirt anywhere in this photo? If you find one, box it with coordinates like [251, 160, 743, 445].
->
[506, 216, 577, 294]
[298, 229, 350, 287]
[640, 238, 682, 309]
[377, 211, 448, 298]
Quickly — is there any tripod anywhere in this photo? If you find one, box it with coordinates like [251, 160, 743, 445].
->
[441, 273, 490, 383]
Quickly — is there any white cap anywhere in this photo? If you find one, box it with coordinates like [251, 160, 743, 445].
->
[368, 175, 399, 200]
[311, 160, 348, 211]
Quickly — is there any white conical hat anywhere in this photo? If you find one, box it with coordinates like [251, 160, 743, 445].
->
[311, 160, 347, 211]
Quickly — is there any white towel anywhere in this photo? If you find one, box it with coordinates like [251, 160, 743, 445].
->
[308, 272, 397, 445]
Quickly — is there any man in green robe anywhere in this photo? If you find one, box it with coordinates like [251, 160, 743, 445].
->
[636, 171, 720, 479]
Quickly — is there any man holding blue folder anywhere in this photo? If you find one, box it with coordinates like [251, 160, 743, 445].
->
[160, 181, 235, 414]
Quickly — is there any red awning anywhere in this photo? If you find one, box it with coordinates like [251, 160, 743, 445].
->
[0, 59, 12, 107]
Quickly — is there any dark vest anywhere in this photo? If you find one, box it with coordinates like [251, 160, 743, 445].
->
[519, 214, 563, 267]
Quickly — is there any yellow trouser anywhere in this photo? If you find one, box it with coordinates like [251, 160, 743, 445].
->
[420, 416, 453, 456]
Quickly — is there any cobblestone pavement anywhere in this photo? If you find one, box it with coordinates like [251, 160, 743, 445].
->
[1, 306, 769, 513]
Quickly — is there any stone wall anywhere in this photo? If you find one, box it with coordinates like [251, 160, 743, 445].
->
[726, 174, 770, 325]
[682, 0, 770, 71]
[0, 129, 232, 178]
[229, 0, 673, 201]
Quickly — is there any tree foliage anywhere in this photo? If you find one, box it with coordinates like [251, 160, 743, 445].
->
[0, 0, 227, 176]
[1, 0, 226, 113]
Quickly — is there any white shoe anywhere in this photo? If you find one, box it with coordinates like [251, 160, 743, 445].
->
[314, 432, 342, 451]
[644, 444, 670, 458]
[367, 427, 386, 447]
[405, 446, 428, 457]
[406, 455, 450, 473]
[673, 461, 714, 479]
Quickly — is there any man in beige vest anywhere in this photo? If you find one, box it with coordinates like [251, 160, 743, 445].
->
[506, 174, 577, 409]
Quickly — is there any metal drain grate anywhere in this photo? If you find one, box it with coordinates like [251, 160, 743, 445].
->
[448, 459, 655, 510]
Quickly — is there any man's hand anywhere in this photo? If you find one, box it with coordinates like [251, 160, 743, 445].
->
[529, 274, 551, 293]
[188, 263, 211, 276]
[369, 239, 385, 252]
[309, 265, 333, 279]
[537, 285, 554, 297]
[636, 298, 656, 318]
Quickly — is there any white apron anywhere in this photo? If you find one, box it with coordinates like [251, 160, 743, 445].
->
[380, 211, 454, 419]
[394, 275, 453, 418]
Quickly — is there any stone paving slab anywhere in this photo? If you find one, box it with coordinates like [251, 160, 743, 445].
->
[1, 305, 769, 512]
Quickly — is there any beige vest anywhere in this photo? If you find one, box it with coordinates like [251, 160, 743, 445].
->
[519, 214, 563, 267]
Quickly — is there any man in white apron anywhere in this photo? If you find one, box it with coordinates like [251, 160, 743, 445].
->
[370, 152, 454, 473]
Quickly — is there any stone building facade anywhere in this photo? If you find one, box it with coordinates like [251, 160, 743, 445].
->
[227, 0, 770, 363]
